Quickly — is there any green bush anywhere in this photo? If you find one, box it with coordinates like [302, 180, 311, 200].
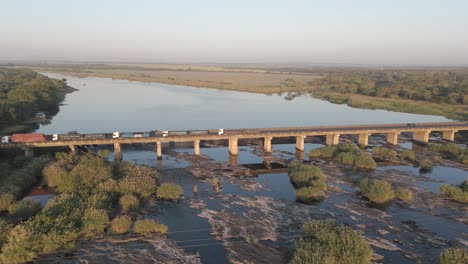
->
[400, 149, 415, 161]
[8, 200, 42, 223]
[359, 178, 395, 204]
[395, 188, 413, 202]
[440, 183, 468, 203]
[133, 219, 168, 236]
[118, 173, 158, 198]
[335, 152, 356, 166]
[320, 146, 336, 158]
[156, 183, 183, 201]
[309, 149, 321, 158]
[354, 153, 377, 170]
[119, 194, 140, 213]
[288, 160, 302, 172]
[296, 187, 325, 203]
[82, 208, 109, 237]
[111, 215, 132, 234]
[460, 180, 468, 192]
[419, 159, 434, 173]
[373, 147, 397, 160]
[0, 225, 40, 264]
[0, 193, 15, 212]
[0, 219, 12, 245]
[87, 192, 113, 211]
[42, 162, 68, 187]
[290, 220, 373, 264]
[438, 247, 468, 264]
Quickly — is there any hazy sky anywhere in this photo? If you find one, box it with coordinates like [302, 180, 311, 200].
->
[1, 0, 467, 65]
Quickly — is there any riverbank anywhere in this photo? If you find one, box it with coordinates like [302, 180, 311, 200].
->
[24, 64, 468, 121]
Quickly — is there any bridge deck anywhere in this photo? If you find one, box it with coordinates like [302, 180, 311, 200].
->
[1, 122, 467, 148]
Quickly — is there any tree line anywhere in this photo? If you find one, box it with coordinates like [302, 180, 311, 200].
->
[310, 69, 468, 105]
[0, 68, 75, 127]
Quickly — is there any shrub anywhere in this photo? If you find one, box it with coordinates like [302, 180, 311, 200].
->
[359, 178, 395, 204]
[0, 193, 15, 212]
[0, 219, 11, 245]
[440, 183, 468, 203]
[354, 153, 377, 170]
[419, 159, 433, 173]
[82, 208, 109, 237]
[42, 162, 68, 187]
[0, 225, 40, 264]
[459, 180, 468, 192]
[320, 146, 336, 158]
[288, 160, 301, 172]
[296, 187, 325, 203]
[373, 147, 397, 160]
[111, 215, 132, 234]
[8, 200, 42, 223]
[56, 172, 81, 193]
[118, 174, 158, 198]
[395, 188, 413, 202]
[133, 219, 168, 236]
[87, 192, 113, 211]
[309, 149, 321, 158]
[335, 152, 356, 166]
[400, 149, 415, 161]
[156, 183, 183, 200]
[290, 220, 373, 264]
[438, 247, 468, 264]
[119, 194, 140, 213]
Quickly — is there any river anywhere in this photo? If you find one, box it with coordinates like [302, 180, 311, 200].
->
[32, 74, 466, 264]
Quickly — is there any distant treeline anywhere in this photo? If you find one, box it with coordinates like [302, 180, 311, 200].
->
[0, 68, 75, 127]
[310, 69, 468, 105]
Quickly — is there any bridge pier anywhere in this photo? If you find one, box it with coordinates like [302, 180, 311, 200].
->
[326, 134, 340, 146]
[442, 130, 457, 141]
[358, 133, 370, 147]
[295, 149, 305, 160]
[229, 153, 238, 165]
[23, 148, 34, 158]
[264, 137, 272, 153]
[194, 140, 200, 156]
[387, 132, 400, 145]
[156, 142, 162, 160]
[114, 143, 123, 161]
[228, 137, 238, 156]
[264, 154, 272, 169]
[296, 135, 306, 151]
[69, 145, 76, 154]
[413, 130, 431, 144]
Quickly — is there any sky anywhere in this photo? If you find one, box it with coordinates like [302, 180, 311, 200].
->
[1, 0, 467, 65]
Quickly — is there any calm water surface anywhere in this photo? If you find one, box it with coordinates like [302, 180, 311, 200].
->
[38, 73, 450, 134]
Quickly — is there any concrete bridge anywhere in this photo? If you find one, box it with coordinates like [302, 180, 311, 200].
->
[1, 122, 467, 160]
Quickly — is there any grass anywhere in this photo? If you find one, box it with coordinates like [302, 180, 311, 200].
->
[133, 219, 168, 236]
[373, 147, 397, 161]
[359, 178, 395, 204]
[289, 220, 373, 264]
[111, 216, 132, 234]
[156, 183, 183, 200]
[438, 247, 468, 264]
[440, 181, 468, 203]
[82, 208, 109, 237]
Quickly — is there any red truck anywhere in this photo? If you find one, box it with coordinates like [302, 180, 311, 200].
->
[1, 133, 46, 144]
